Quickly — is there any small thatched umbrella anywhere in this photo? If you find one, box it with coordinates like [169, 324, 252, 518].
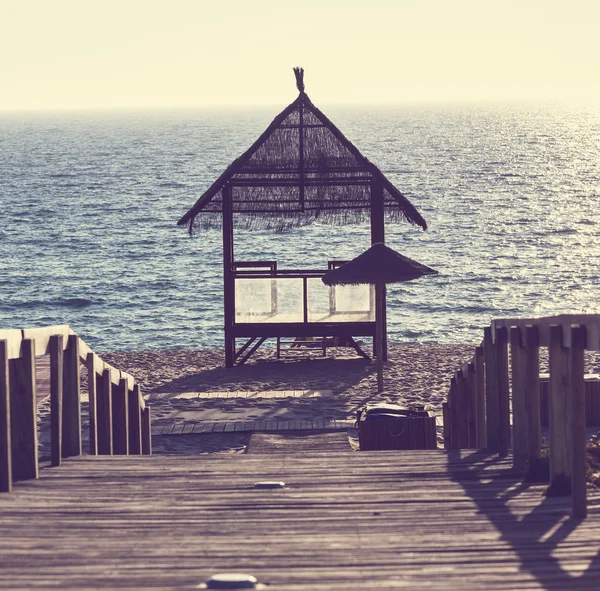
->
[322, 243, 438, 392]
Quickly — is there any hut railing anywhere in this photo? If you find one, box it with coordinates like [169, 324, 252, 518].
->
[234, 263, 375, 324]
[442, 314, 600, 519]
[1, 324, 151, 494]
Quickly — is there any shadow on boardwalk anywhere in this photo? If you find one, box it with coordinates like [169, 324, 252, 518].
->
[449, 450, 600, 589]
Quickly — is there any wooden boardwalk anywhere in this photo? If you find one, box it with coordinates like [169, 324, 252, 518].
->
[1, 450, 599, 589]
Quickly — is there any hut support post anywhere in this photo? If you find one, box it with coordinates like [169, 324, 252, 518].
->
[570, 325, 586, 517]
[484, 326, 499, 453]
[524, 325, 541, 477]
[0, 341, 11, 492]
[510, 327, 528, 474]
[49, 335, 64, 468]
[10, 339, 38, 482]
[548, 324, 572, 495]
[370, 178, 387, 361]
[62, 335, 81, 458]
[375, 282, 384, 392]
[223, 183, 235, 368]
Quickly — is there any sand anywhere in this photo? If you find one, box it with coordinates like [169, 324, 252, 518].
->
[93, 344, 474, 454]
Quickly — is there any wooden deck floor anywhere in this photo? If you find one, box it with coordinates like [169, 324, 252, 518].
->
[1, 450, 599, 590]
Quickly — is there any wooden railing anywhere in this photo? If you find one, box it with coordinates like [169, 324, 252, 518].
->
[443, 314, 600, 519]
[1, 324, 151, 493]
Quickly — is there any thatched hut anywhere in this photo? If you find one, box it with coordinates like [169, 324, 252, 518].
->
[178, 69, 428, 367]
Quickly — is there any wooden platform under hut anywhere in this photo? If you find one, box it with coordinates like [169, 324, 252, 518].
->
[178, 68, 428, 367]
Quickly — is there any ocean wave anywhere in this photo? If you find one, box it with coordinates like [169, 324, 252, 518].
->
[3, 297, 95, 311]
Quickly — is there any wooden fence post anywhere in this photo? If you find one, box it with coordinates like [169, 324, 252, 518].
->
[456, 371, 469, 449]
[484, 326, 499, 452]
[128, 384, 142, 455]
[97, 369, 113, 455]
[510, 326, 528, 474]
[475, 346, 486, 448]
[49, 335, 64, 467]
[570, 324, 587, 517]
[467, 362, 477, 448]
[141, 407, 152, 455]
[548, 324, 572, 495]
[62, 334, 81, 458]
[86, 353, 98, 455]
[442, 402, 450, 450]
[0, 341, 11, 492]
[10, 339, 38, 481]
[496, 326, 510, 458]
[449, 377, 459, 450]
[112, 378, 129, 455]
[524, 325, 541, 473]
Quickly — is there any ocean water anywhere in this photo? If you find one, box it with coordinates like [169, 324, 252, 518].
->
[1, 102, 599, 352]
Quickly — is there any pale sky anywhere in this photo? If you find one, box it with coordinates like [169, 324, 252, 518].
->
[1, 0, 599, 111]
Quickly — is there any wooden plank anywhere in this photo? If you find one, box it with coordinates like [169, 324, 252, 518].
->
[570, 325, 586, 518]
[86, 353, 98, 456]
[0, 329, 23, 360]
[548, 325, 571, 494]
[62, 334, 81, 458]
[22, 324, 71, 357]
[510, 326, 527, 474]
[112, 379, 129, 455]
[2, 450, 600, 590]
[128, 385, 142, 455]
[49, 335, 64, 468]
[0, 341, 11, 492]
[97, 369, 113, 455]
[496, 326, 510, 458]
[9, 339, 38, 481]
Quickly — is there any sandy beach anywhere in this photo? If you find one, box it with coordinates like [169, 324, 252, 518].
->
[95, 343, 472, 454]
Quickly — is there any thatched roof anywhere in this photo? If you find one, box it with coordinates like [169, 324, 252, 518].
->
[322, 243, 438, 286]
[178, 68, 427, 234]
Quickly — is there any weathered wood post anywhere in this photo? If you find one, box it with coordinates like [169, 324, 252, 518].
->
[510, 326, 528, 474]
[86, 353, 98, 455]
[0, 340, 11, 492]
[456, 370, 469, 449]
[570, 324, 587, 517]
[467, 362, 477, 448]
[442, 402, 450, 450]
[10, 339, 38, 481]
[475, 345, 486, 448]
[112, 377, 129, 455]
[548, 324, 572, 495]
[484, 326, 499, 452]
[141, 406, 152, 455]
[62, 334, 81, 458]
[449, 376, 459, 450]
[496, 326, 510, 458]
[524, 325, 541, 475]
[97, 368, 113, 455]
[222, 183, 235, 368]
[49, 335, 64, 467]
[128, 384, 143, 455]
